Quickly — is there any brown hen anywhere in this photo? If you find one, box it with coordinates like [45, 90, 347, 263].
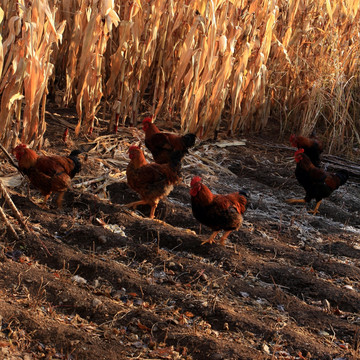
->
[190, 176, 247, 245]
[13, 144, 82, 208]
[142, 117, 196, 164]
[126, 145, 182, 219]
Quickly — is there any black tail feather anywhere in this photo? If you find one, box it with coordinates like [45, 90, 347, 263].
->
[169, 150, 183, 174]
[336, 169, 349, 186]
[182, 133, 196, 149]
[69, 149, 82, 157]
[68, 150, 82, 178]
[239, 189, 249, 199]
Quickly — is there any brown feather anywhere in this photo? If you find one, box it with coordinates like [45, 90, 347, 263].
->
[126, 146, 181, 218]
[142, 118, 196, 164]
[13, 145, 81, 207]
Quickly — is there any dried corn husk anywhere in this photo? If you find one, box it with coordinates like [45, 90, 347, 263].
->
[0, 0, 359, 154]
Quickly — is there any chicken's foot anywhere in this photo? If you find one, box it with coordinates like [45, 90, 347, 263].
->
[219, 230, 232, 246]
[40, 194, 51, 209]
[201, 231, 220, 245]
[308, 200, 322, 215]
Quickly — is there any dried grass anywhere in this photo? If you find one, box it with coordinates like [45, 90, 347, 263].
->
[0, 0, 359, 155]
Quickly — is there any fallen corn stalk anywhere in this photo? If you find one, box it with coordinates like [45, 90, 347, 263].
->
[0, 180, 31, 233]
[0, 204, 19, 240]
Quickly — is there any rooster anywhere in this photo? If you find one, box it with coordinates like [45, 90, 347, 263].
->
[13, 144, 82, 208]
[286, 149, 348, 214]
[142, 117, 196, 164]
[190, 176, 247, 245]
[290, 133, 324, 200]
[290, 133, 323, 167]
[126, 145, 182, 219]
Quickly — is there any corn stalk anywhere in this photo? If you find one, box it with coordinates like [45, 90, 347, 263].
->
[0, 0, 359, 154]
[0, 0, 65, 149]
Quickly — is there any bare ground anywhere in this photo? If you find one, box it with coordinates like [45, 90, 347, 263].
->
[1, 110, 360, 360]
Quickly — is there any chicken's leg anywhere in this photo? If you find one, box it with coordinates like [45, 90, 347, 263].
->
[40, 194, 51, 209]
[285, 198, 306, 204]
[309, 200, 322, 215]
[201, 231, 220, 245]
[219, 230, 232, 246]
[149, 202, 159, 219]
[126, 200, 147, 210]
[56, 192, 65, 208]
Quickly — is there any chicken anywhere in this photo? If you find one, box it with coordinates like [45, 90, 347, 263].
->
[290, 133, 323, 166]
[286, 148, 348, 214]
[289, 133, 324, 202]
[126, 145, 182, 219]
[13, 144, 82, 208]
[190, 176, 247, 245]
[142, 117, 196, 164]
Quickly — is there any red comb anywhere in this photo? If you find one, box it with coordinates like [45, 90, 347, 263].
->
[294, 148, 305, 156]
[142, 117, 153, 124]
[289, 134, 297, 145]
[13, 144, 27, 151]
[128, 145, 140, 152]
[190, 176, 202, 187]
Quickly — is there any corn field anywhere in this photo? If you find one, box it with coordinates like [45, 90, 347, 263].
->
[0, 0, 359, 154]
